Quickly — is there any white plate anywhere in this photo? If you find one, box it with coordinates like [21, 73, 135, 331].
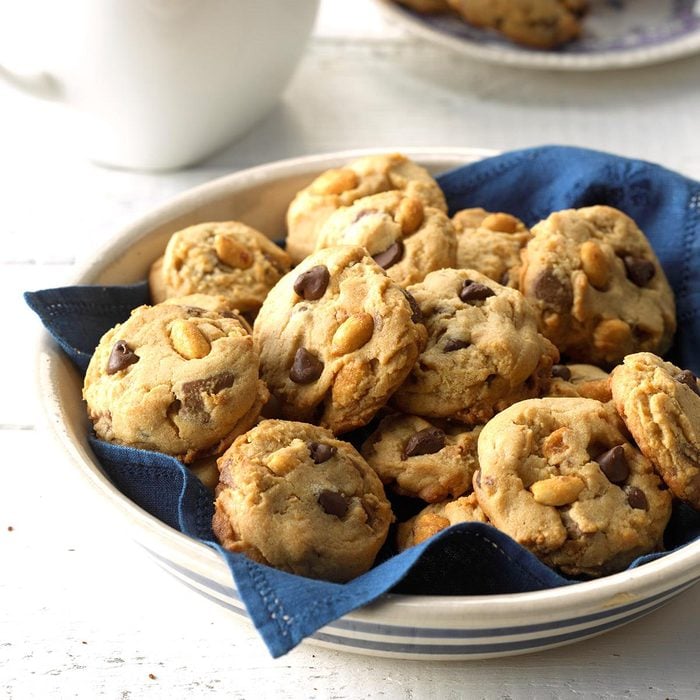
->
[37, 147, 700, 660]
[375, 0, 700, 70]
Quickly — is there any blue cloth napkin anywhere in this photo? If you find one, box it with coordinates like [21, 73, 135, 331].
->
[25, 146, 700, 658]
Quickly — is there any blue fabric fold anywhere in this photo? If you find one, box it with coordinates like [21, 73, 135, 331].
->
[25, 146, 700, 657]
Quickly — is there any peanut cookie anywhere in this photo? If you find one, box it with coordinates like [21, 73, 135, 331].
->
[213, 419, 393, 582]
[452, 207, 531, 288]
[393, 268, 558, 424]
[547, 363, 611, 403]
[396, 493, 488, 551]
[285, 153, 447, 264]
[447, 0, 587, 49]
[150, 221, 291, 313]
[473, 397, 672, 577]
[520, 205, 676, 365]
[83, 303, 268, 463]
[253, 245, 427, 434]
[361, 413, 481, 502]
[611, 353, 700, 510]
[316, 191, 457, 287]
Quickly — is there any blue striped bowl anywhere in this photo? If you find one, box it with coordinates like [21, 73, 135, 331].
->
[38, 148, 700, 659]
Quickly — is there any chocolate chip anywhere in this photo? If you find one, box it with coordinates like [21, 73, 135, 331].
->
[401, 427, 446, 460]
[551, 364, 572, 381]
[293, 265, 330, 301]
[107, 340, 139, 374]
[500, 271, 510, 286]
[318, 490, 348, 518]
[400, 288, 423, 324]
[289, 347, 324, 384]
[309, 442, 337, 464]
[676, 369, 700, 397]
[373, 240, 404, 269]
[623, 256, 655, 287]
[626, 486, 649, 510]
[459, 280, 495, 304]
[533, 270, 572, 312]
[444, 338, 471, 352]
[595, 445, 629, 484]
[181, 372, 236, 416]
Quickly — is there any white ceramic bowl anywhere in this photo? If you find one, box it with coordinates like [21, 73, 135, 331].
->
[38, 148, 700, 660]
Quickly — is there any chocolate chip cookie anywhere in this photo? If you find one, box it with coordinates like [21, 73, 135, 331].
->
[473, 397, 672, 577]
[361, 413, 481, 502]
[452, 207, 531, 288]
[83, 303, 268, 463]
[611, 353, 700, 510]
[547, 363, 611, 403]
[150, 221, 291, 313]
[519, 205, 676, 365]
[393, 268, 559, 424]
[396, 493, 488, 551]
[253, 245, 428, 434]
[447, 0, 587, 49]
[285, 153, 448, 264]
[316, 191, 457, 287]
[213, 419, 393, 582]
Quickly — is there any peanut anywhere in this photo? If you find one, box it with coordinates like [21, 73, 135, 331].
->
[266, 449, 298, 476]
[170, 319, 211, 359]
[214, 234, 253, 269]
[331, 313, 374, 355]
[530, 475, 585, 506]
[310, 168, 359, 196]
[580, 240, 610, 289]
[593, 318, 632, 357]
[396, 197, 424, 236]
[481, 212, 520, 233]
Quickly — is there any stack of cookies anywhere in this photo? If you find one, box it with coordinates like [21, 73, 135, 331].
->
[82, 152, 699, 583]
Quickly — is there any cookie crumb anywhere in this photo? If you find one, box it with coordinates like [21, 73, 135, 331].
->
[7, 526, 13, 532]
[148, 673, 157, 680]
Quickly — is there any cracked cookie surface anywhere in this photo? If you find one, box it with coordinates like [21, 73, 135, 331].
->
[316, 191, 457, 287]
[611, 353, 700, 510]
[253, 245, 428, 434]
[212, 419, 393, 582]
[473, 397, 672, 577]
[393, 268, 558, 424]
[83, 302, 268, 462]
[519, 205, 676, 365]
[285, 153, 447, 264]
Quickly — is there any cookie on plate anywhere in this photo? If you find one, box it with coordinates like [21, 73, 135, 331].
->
[285, 152, 447, 264]
[361, 413, 481, 502]
[253, 245, 428, 434]
[150, 221, 291, 313]
[393, 268, 559, 424]
[452, 207, 531, 288]
[315, 191, 457, 287]
[473, 397, 672, 577]
[213, 419, 393, 582]
[611, 353, 700, 510]
[447, 0, 587, 49]
[519, 205, 676, 365]
[83, 303, 268, 463]
[547, 363, 611, 403]
[396, 493, 488, 551]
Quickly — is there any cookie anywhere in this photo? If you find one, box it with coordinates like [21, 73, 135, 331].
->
[253, 245, 428, 434]
[315, 191, 457, 287]
[212, 419, 393, 582]
[611, 353, 700, 510]
[547, 363, 611, 403]
[83, 303, 268, 463]
[519, 205, 676, 365]
[393, 268, 559, 424]
[285, 153, 448, 264]
[361, 413, 481, 502]
[396, 493, 488, 551]
[473, 397, 672, 577]
[452, 208, 531, 288]
[447, 0, 587, 49]
[150, 221, 291, 313]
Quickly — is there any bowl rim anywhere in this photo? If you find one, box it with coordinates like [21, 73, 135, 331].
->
[38, 145, 700, 626]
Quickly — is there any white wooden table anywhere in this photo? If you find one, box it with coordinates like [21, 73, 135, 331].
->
[2, 1, 700, 697]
